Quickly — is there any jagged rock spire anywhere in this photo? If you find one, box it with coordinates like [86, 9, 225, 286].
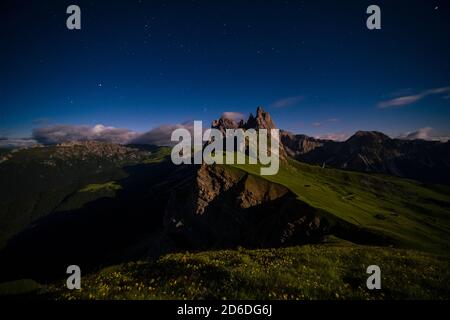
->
[244, 106, 276, 130]
[210, 106, 287, 162]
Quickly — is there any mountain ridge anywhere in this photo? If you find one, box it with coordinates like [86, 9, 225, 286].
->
[281, 128, 450, 185]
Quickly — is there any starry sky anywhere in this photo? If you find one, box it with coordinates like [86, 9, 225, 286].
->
[1, 0, 450, 144]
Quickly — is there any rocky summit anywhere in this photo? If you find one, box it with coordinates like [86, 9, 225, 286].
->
[211, 106, 288, 161]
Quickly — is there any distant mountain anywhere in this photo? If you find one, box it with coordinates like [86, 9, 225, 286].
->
[281, 131, 337, 156]
[281, 130, 450, 185]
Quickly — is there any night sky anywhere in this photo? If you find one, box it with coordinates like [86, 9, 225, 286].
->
[1, 0, 450, 144]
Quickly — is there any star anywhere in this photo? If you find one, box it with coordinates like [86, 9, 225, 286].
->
[98, 83, 102, 87]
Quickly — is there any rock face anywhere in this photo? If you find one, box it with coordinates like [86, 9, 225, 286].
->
[210, 106, 288, 161]
[162, 164, 328, 250]
[244, 106, 277, 130]
[212, 106, 277, 132]
[211, 117, 241, 135]
[281, 130, 450, 185]
[280, 131, 334, 157]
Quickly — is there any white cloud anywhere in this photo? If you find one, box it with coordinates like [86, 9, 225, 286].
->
[378, 86, 450, 108]
[130, 122, 195, 146]
[33, 124, 139, 145]
[221, 112, 245, 122]
[398, 127, 450, 142]
[313, 118, 340, 128]
[31, 121, 200, 146]
[270, 96, 304, 109]
[0, 137, 39, 148]
[315, 132, 349, 141]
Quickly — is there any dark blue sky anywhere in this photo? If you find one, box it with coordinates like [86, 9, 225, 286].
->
[1, 0, 450, 141]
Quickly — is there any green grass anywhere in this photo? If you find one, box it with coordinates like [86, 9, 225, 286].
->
[142, 146, 172, 163]
[2, 147, 450, 300]
[230, 159, 450, 255]
[0, 146, 169, 248]
[42, 242, 450, 300]
[0, 279, 42, 296]
[78, 181, 122, 193]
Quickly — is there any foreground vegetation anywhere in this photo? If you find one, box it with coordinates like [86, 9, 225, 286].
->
[20, 242, 445, 300]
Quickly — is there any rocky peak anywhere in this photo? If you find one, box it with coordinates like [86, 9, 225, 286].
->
[210, 107, 287, 161]
[244, 106, 277, 130]
[211, 106, 277, 131]
[211, 116, 240, 135]
[346, 131, 391, 146]
[351, 130, 390, 140]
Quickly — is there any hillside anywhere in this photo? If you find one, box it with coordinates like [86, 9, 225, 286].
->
[231, 159, 450, 255]
[0, 131, 449, 299]
[0, 142, 164, 248]
[5, 241, 449, 300]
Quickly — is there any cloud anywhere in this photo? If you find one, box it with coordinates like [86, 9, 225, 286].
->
[32, 124, 140, 145]
[315, 132, 349, 141]
[221, 112, 245, 122]
[32, 118, 51, 126]
[31, 121, 200, 146]
[397, 127, 450, 142]
[378, 86, 450, 108]
[312, 118, 339, 127]
[0, 137, 39, 149]
[270, 96, 304, 109]
[130, 122, 195, 146]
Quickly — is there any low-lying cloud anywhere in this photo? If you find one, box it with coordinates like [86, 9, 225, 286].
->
[130, 122, 195, 146]
[221, 112, 245, 122]
[32, 124, 139, 145]
[315, 132, 349, 141]
[31, 122, 197, 146]
[398, 127, 450, 142]
[0, 137, 39, 149]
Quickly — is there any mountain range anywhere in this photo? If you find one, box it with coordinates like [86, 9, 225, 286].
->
[282, 128, 450, 185]
[0, 106, 449, 299]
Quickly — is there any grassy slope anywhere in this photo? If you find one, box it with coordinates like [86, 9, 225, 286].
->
[29, 157, 450, 300]
[231, 159, 450, 255]
[0, 146, 168, 248]
[38, 240, 450, 300]
[1, 148, 450, 299]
